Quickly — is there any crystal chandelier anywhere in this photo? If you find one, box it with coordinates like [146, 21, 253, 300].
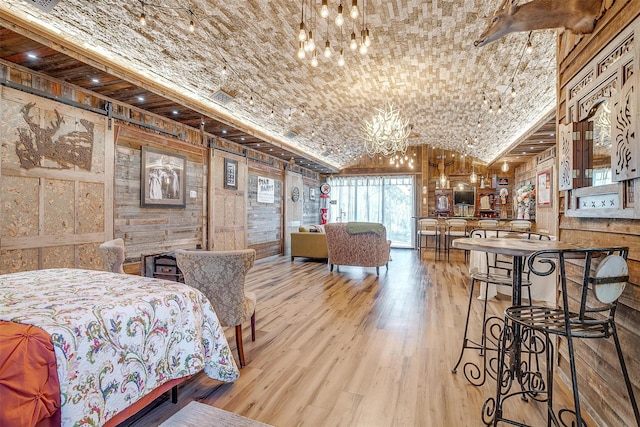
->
[362, 102, 411, 158]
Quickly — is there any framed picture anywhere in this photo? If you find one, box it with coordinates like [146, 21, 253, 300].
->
[537, 169, 552, 207]
[141, 146, 186, 208]
[309, 188, 316, 201]
[224, 158, 238, 190]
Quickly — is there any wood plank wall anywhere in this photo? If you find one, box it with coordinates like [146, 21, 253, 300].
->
[113, 125, 207, 264]
[247, 161, 283, 259]
[556, 1, 640, 425]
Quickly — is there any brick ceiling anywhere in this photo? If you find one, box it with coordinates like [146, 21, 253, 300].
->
[0, 0, 558, 170]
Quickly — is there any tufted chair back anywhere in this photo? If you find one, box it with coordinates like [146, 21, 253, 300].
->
[98, 238, 125, 274]
[175, 248, 257, 367]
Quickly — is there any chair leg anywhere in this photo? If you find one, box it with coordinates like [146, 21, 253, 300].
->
[452, 277, 478, 374]
[251, 311, 256, 342]
[235, 324, 245, 368]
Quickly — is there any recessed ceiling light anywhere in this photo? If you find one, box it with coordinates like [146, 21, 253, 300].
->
[241, 137, 245, 141]
[27, 53, 38, 59]
[222, 130, 227, 134]
[269, 148, 273, 151]
[549, 133, 555, 136]
[256, 143, 260, 147]
[91, 77, 100, 83]
[172, 110, 179, 115]
[137, 96, 144, 101]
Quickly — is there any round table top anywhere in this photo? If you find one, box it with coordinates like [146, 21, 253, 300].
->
[452, 237, 579, 256]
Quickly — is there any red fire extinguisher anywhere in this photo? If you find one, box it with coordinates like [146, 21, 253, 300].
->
[319, 183, 331, 224]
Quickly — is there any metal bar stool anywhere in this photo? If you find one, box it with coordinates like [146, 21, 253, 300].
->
[486, 247, 640, 427]
[452, 229, 547, 386]
[444, 218, 468, 261]
[417, 218, 440, 259]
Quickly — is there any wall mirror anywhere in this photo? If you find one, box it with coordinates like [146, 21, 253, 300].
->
[563, 20, 639, 218]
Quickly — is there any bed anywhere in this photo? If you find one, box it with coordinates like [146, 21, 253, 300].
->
[0, 268, 240, 426]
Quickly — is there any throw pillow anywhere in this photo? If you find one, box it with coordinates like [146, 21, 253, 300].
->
[298, 226, 309, 232]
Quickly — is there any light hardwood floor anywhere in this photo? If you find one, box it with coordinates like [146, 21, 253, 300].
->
[119, 248, 580, 427]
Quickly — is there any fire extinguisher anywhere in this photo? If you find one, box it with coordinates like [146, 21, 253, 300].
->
[319, 182, 331, 224]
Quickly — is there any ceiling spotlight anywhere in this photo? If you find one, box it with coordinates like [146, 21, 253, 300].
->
[350, 0, 359, 19]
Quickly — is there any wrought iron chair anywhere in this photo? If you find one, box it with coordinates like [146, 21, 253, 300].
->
[451, 229, 549, 385]
[98, 238, 125, 274]
[417, 218, 440, 258]
[488, 247, 640, 426]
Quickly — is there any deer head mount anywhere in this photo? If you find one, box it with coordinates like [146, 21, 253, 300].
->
[474, 0, 604, 47]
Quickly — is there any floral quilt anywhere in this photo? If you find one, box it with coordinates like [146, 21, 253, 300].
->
[0, 268, 240, 426]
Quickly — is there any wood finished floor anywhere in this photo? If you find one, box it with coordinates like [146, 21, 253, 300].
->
[119, 248, 579, 427]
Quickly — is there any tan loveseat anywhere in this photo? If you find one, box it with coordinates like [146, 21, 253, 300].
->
[325, 222, 391, 275]
[291, 231, 328, 261]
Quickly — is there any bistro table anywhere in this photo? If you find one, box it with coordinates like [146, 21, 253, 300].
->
[452, 237, 580, 425]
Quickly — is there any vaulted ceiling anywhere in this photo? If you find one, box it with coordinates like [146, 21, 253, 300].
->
[0, 0, 558, 171]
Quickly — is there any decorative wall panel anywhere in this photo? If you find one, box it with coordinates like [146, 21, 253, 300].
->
[558, 123, 574, 190]
[611, 73, 639, 181]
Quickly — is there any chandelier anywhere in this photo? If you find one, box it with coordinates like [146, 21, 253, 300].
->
[362, 102, 411, 158]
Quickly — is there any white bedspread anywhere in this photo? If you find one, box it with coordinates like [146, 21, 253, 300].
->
[0, 268, 240, 426]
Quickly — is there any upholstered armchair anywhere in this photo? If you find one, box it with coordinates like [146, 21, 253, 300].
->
[98, 238, 125, 274]
[325, 222, 391, 275]
[175, 249, 256, 367]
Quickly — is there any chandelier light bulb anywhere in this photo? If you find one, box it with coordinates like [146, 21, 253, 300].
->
[311, 51, 319, 67]
[350, 31, 357, 50]
[335, 3, 344, 26]
[324, 40, 332, 58]
[321, 0, 329, 18]
[350, 0, 359, 19]
[298, 22, 306, 41]
[338, 49, 345, 66]
[306, 31, 315, 52]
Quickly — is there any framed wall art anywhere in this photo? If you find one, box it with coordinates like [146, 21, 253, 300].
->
[537, 169, 552, 207]
[224, 158, 238, 190]
[141, 146, 186, 208]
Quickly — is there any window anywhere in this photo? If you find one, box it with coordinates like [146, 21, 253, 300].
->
[327, 176, 414, 247]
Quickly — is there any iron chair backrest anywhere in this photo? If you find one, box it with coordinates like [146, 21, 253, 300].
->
[528, 246, 629, 329]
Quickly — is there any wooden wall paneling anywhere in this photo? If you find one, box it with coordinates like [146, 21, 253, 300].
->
[534, 157, 557, 237]
[284, 170, 304, 257]
[211, 150, 247, 251]
[114, 124, 207, 263]
[247, 162, 283, 259]
[303, 176, 321, 226]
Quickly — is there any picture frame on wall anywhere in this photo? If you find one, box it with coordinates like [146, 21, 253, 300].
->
[537, 169, 552, 207]
[224, 158, 238, 190]
[141, 146, 186, 208]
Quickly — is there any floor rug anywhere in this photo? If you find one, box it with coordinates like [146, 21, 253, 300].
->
[159, 401, 273, 427]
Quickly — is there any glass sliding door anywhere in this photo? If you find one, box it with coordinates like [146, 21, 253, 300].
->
[327, 176, 414, 247]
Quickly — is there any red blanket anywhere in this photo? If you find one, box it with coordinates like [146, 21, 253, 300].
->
[0, 321, 60, 427]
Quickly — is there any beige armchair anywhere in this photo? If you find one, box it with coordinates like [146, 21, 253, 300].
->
[98, 238, 125, 274]
[325, 222, 391, 275]
[175, 249, 257, 367]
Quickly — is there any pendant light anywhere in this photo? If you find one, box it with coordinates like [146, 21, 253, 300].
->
[320, 0, 329, 18]
[501, 161, 509, 172]
[350, 0, 359, 19]
[335, 2, 344, 26]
